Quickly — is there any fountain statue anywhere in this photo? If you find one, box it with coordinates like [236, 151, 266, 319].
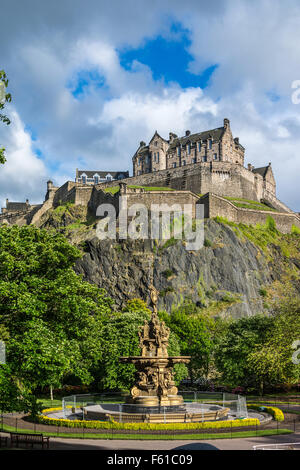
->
[119, 285, 191, 410]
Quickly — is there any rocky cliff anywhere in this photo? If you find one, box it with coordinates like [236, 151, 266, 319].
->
[35, 204, 300, 317]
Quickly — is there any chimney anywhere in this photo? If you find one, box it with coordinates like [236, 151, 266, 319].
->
[140, 141, 146, 147]
[234, 137, 239, 145]
[169, 132, 177, 143]
[247, 163, 252, 171]
[6, 198, 8, 207]
[185, 130, 191, 136]
[224, 118, 230, 129]
[26, 199, 29, 205]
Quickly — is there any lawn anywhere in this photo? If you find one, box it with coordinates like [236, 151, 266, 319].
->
[0, 422, 292, 440]
[103, 185, 175, 194]
[223, 197, 277, 212]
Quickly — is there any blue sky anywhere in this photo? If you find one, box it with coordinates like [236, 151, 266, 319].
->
[119, 25, 218, 89]
[0, 0, 300, 211]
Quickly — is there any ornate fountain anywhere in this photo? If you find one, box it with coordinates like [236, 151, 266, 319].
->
[119, 285, 191, 411]
[80, 285, 231, 423]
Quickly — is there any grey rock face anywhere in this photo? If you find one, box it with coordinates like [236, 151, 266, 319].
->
[73, 220, 294, 318]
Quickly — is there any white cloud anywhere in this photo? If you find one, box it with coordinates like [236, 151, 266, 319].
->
[0, 109, 47, 207]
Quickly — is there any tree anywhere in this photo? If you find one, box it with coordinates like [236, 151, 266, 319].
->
[159, 309, 215, 383]
[0, 225, 113, 398]
[214, 315, 274, 392]
[0, 70, 12, 164]
[0, 364, 41, 415]
[247, 287, 300, 393]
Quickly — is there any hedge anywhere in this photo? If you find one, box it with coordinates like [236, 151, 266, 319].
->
[247, 404, 284, 421]
[38, 409, 259, 430]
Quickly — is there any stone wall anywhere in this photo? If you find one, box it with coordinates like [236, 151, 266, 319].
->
[121, 189, 199, 218]
[199, 193, 300, 233]
[88, 186, 120, 216]
[96, 161, 265, 203]
[52, 181, 78, 207]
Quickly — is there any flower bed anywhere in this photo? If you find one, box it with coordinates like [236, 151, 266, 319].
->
[247, 404, 284, 421]
[38, 408, 259, 430]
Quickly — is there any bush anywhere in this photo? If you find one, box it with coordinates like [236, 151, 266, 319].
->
[259, 288, 267, 297]
[265, 216, 277, 232]
[38, 410, 260, 430]
[204, 238, 212, 247]
[247, 404, 284, 421]
[291, 225, 300, 235]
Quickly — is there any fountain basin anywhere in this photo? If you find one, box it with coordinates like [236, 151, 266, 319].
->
[83, 402, 230, 423]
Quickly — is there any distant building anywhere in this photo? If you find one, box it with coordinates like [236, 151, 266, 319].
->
[1, 198, 30, 214]
[75, 169, 129, 185]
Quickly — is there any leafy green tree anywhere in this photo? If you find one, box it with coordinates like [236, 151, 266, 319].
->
[214, 315, 274, 392]
[159, 309, 214, 383]
[0, 225, 113, 399]
[122, 298, 151, 314]
[0, 70, 12, 164]
[0, 364, 41, 415]
[247, 288, 300, 393]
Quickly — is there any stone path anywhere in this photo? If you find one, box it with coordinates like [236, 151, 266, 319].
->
[43, 432, 300, 450]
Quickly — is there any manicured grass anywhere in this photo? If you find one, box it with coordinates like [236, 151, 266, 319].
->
[128, 185, 175, 191]
[103, 186, 120, 194]
[38, 398, 62, 409]
[223, 197, 278, 212]
[0, 423, 292, 440]
[103, 185, 175, 194]
[280, 409, 300, 415]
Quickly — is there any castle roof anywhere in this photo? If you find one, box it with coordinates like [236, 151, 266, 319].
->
[168, 127, 225, 150]
[252, 166, 270, 178]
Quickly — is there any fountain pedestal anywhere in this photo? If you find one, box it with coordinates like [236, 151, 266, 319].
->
[120, 286, 190, 410]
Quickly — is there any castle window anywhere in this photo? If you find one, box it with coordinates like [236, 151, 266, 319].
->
[203, 156, 207, 162]
[177, 146, 181, 156]
[94, 175, 99, 184]
[213, 153, 218, 160]
[157, 152, 159, 163]
[208, 139, 212, 149]
[192, 158, 196, 164]
[173, 162, 177, 168]
[187, 143, 191, 155]
[154, 141, 158, 147]
[198, 142, 201, 152]
[182, 160, 186, 166]
[82, 175, 86, 184]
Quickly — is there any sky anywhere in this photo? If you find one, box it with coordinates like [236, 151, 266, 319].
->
[0, 0, 300, 211]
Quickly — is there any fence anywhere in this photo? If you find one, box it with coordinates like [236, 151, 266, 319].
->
[62, 391, 248, 420]
[1, 393, 299, 441]
[253, 442, 300, 450]
[1, 413, 300, 440]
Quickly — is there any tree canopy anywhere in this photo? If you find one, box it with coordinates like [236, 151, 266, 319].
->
[0, 225, 113, 403]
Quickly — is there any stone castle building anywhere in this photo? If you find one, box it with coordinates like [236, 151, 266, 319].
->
[133, 119, 245, 176]
[1, 118, 299, 233]
[131, 118, 279, 209]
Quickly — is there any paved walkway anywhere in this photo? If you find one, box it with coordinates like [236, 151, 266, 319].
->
[44, 432, 300, 450]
